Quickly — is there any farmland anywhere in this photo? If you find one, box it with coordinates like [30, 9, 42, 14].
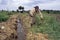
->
[0, 10, 60, 40]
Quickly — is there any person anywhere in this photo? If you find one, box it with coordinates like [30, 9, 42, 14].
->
[29, 6, 43, 26]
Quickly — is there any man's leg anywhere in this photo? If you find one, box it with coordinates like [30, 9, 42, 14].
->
[31, 17, 36, 26]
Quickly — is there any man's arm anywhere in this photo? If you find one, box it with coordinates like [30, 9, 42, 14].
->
[29, 8, 35, 17]
[29, 10, 33, 17]
[39, 10, 44, 20]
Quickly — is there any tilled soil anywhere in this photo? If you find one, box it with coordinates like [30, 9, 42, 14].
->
[0, 14, 18, 40]
[0, 13, 48, 40]
[18, 14, 48, 40]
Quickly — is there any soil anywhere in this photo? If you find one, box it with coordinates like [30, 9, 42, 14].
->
[0, 13, 48, 40]
[0, 14, 19, 40]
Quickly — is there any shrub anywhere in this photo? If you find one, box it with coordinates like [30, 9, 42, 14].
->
[30, 13, 60, 40]
[0, 12, 9, 22]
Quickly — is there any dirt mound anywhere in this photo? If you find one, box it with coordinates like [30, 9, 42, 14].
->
[18, 13, 48, 40]
[26, 32, 48, 40]
[0, 14, 18, 40]
[0, 13, 48, 40]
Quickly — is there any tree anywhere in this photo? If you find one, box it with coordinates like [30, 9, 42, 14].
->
[18, 6, 24, 13]
[22, 7, 24, 11]
[18, 6, 22, 10]
[17, 9, 19, 12]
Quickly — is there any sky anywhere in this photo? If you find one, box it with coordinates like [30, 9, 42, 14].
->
[0, 0, 60, 11]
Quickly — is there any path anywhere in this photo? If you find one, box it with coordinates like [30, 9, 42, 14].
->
[17, 19, 26, 40]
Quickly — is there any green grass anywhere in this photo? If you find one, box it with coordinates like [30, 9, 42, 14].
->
[0, 11, 18, 22]
[0, 11, 60, 40]
[0, 11, 9, 22]
[18, 12, 60, 40]
[30, 13, 60, 40]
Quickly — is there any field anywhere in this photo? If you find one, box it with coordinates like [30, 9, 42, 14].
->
[30, 12, 60, 40]
[0, 11, 60, 40]
[0, 11, 17, 22]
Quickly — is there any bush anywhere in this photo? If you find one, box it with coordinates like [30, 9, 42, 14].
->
[30, 13, 60, 40]
[0, 12, 9, 22]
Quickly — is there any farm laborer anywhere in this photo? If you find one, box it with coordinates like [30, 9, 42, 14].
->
[29, 6, 43, 26]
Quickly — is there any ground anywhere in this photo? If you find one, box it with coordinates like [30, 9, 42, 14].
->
[0, 14, 19, 40]
[0, 12, 60, 40]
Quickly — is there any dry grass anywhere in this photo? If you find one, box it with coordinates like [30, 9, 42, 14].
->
[0, 13, 49, 40]
[0, 14, 19, 40]
[18, 13, 48, 40]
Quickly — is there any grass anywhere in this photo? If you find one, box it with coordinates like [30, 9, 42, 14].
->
[30, 13, 60, 40]
[18, 12, 60, 40]
[0, 11, 9, 22]
[0, 11, 18, 22]
[0, 11, 60, 40]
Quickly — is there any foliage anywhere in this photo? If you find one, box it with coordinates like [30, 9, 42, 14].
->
[0, 10, 60, 40]
[0, 11, 17, 22]
[18, 6, 24, 13]
[30, 13, 60, 40]
[42, 10, 60, 14]
[0, 11, 9, 22]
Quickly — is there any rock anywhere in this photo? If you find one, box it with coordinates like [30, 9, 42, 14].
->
[1, 26, 5, 30]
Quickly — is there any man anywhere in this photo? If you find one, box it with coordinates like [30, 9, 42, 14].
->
[29, 6, 43, 26]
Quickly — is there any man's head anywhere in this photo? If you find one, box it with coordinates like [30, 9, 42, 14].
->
[34, 6, 39, 12]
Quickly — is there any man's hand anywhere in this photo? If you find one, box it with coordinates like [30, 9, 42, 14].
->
[41, 17, 44, 20]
